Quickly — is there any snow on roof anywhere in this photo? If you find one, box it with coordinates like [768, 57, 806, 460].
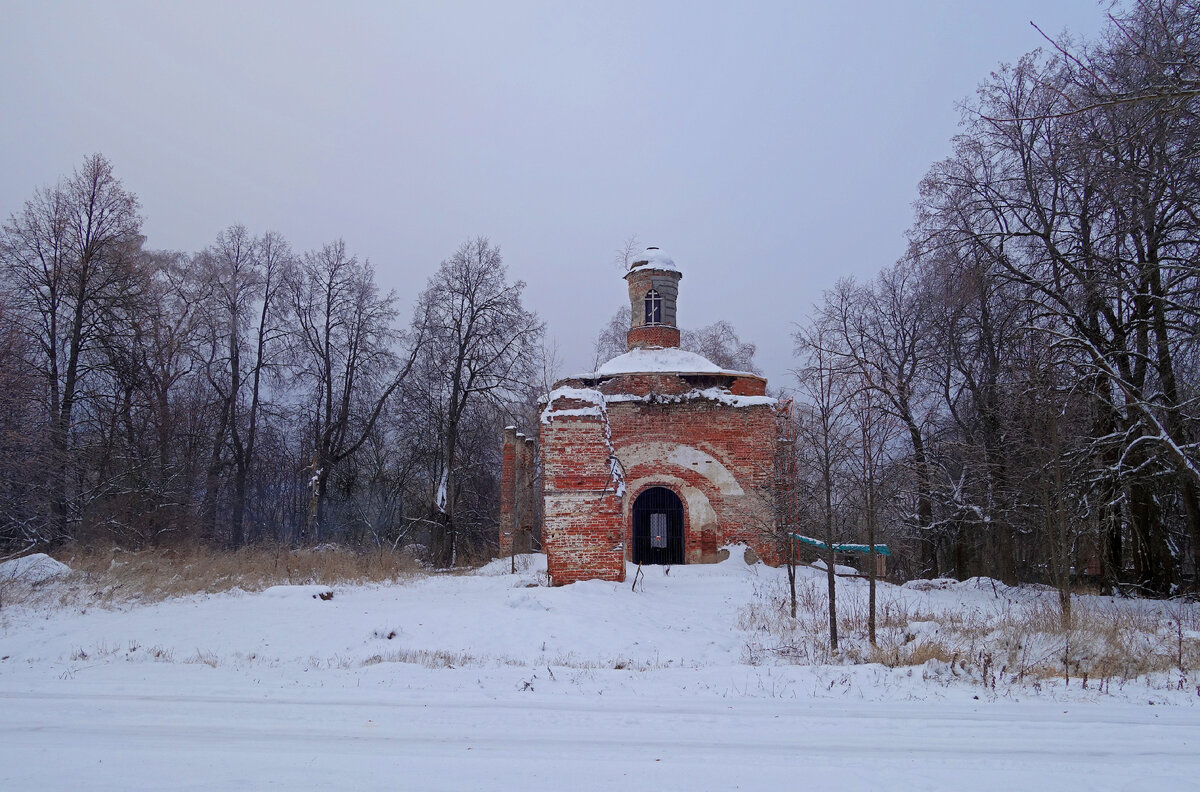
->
[540, 386, 607, 424]
[629, 246, 679, 273]
[590, 346, 758, 378]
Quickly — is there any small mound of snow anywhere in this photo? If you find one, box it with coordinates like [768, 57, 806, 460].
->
[506, 591, 549, 611]
[473, 553, 548, 577]
[0, 553, 71, 584]
[629, 246, 679, 273]
[903, 576, 1043, 598]
[718, 544, 753, 565]
[904, 621, 942, 644]
[902, 578, 960, 592]
[957, 576, 1025, 595]
[812, 558, 858, 576]
[259, 585, 335, 600]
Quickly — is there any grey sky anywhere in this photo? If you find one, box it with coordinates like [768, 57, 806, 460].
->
[1, 1, 1108, 387]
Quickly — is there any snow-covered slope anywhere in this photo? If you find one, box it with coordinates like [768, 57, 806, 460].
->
[1, 550, 1197, 791]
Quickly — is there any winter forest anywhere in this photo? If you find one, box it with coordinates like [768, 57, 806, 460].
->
[2, 0, 1200, 601]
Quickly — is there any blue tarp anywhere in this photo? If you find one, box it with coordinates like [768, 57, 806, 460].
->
[789, 533, 891, 557]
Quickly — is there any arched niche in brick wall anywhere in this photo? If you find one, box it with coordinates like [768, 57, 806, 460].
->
[624, 474, 719, 565]
[617, 442, 744, 496]
[631, 486, 684, 565]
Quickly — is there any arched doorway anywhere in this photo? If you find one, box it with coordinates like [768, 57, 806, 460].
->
[632, 486, 684, 565]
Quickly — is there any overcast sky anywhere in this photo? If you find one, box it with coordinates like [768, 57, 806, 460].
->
[1, 1, 1110, 387]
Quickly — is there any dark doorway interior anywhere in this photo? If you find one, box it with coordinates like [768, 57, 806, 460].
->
[632, 486, 684, 565]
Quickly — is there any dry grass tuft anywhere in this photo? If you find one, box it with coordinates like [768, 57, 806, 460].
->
[740, 575, 1200, 689]
[54, 543, 426, 604]
[361, 648, 530, 669]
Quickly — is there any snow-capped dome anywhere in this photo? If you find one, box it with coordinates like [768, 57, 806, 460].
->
[591, 346, 756, 378]
[629, 246, 679, 273]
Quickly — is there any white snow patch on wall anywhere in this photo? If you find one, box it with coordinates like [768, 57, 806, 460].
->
[685, 490, 718, 530]
[687, 387, 775, 408]
[620, 442, 744, 496]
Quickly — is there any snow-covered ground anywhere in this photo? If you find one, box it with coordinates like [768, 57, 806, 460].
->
[1, 550, 1198, 790]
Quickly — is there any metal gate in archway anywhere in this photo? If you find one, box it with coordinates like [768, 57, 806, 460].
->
[632, 486, 685, 565]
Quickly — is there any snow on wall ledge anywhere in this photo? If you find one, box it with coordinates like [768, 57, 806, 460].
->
[541, 384, 773, 422]
[610, 387, 775, 408]
[540, 387, 605, 423]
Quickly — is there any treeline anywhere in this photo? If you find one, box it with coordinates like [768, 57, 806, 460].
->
[791, 0, 1200, 596]
[0, 157, 544, 566]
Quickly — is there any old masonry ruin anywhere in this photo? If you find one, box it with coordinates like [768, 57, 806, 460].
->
[500, 247, 781, 585]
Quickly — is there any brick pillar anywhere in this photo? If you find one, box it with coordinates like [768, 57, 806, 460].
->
[498, 426, 517, 557]
[541, 391, 626, 585]
[518, 436, 537, 554]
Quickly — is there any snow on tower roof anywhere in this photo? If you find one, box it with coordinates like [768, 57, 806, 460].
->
[628, 246, 679, 273]
[587, 346, 759, 378]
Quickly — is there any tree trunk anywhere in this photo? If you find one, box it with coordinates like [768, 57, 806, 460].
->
[231, 459, 248, 548]
[1148, 258, 1200, 589]
[1128, 473, 1174, 595]
[202, 397, 230, 543]
[824, 469, 837, 652]
[905, 416, 938, 578]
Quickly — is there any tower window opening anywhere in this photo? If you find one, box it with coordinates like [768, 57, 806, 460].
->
[644, 289, 662, 325]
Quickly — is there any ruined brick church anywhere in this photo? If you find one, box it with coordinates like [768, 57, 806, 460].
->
[500, 247, 777, 585]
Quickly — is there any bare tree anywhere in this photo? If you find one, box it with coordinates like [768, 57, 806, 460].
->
[814, 269, 940, 576]
[413, 237, 544, 567]
[0, 296, 46, 554]
[794, 321, 853, 651]
[1007, 1, 1200, 120]
[0, 153, 143, 544]
[591, 306, 627, 369]
[613, 234, 642, 272]
[286, 240, 422, 542]
[134, 250, 207, 540]
[196, 226, 255, 542]
[844, 382, 902, 644]
[681, 320, 760, 373]
[913, 19, 1200, 591]
[230, 231, 289, 546]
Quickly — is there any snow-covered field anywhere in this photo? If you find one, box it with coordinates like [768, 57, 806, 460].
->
[2, 549, 1198, 791]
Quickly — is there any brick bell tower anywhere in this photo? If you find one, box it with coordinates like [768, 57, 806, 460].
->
[625, 247, 682, 350]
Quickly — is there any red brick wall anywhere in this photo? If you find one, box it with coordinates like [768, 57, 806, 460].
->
[498, 429, 538, 558]
[498, 428, 517, 557]
[540, 403, 626, 585]
[729, 376, 766, 396]
[626, 324, 681, 350]
[608, 399, 778, 566]
[517, 437, 536, 553]
[607, 372, 693, 396]
[539, 386, 779, 584]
